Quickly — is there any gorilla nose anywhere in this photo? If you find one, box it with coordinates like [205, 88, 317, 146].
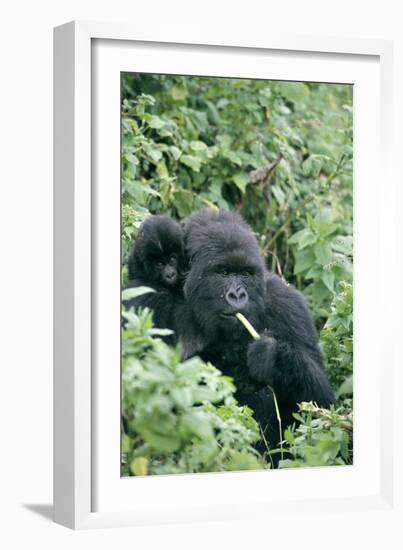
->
[225, 285, 248, 309]
[163, 266, 177, 285]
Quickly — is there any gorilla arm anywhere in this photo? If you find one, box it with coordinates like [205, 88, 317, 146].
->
[247, 273, 335, 409]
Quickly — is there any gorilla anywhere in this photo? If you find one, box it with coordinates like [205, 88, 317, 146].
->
[177, 208, 335, 454]
[124, 215, 186, 338]
[124, 208, 335, 458]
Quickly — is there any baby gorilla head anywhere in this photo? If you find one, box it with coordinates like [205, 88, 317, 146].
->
[184, 208, 267, 342]
[128, 215, 185, 290]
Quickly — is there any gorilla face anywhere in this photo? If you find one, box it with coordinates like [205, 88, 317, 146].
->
[128, 215, 185, 290]
[147, 252, 180, 288]
[184, 211, 267, 344]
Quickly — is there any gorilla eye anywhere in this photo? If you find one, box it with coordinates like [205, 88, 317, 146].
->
[168, 255, 177, 265]
[219, 268, 229, 276]
[157, 261, 164, 268]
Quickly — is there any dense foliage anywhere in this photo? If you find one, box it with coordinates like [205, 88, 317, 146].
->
[121, 74, 353, 474]
[122, 296, 265, 475]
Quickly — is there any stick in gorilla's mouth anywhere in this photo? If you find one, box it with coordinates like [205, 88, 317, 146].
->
[235, 312, 261, 340]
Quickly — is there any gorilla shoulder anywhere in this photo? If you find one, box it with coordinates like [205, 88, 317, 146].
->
[264, 272, 319, 348]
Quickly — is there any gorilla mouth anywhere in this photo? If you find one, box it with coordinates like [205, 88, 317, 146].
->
[163, 274, 178, 287]
[219, 312, 240, 321]
[220, 307, 249, 319]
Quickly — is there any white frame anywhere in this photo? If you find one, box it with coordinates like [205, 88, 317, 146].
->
[54, 21, 398, 530]
[93, 39, 381, 514]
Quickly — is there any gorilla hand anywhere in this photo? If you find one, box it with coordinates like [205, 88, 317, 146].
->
[247, 332, 278, 386]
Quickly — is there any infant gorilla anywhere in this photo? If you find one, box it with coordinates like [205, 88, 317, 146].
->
[127, 215, 185, 290]
[124, 215, 186, 337]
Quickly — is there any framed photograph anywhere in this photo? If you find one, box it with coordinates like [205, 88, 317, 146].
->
[54, 21, 397, 530]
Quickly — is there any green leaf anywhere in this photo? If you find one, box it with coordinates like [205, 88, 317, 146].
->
[310, 280, 330, 303]
[317, 221, 339, 238]
[140, 428, 181, 453]
[306, 212, 316, 232]
[171, 85, 187, 100]
[314, 242, 333, 266]
[332, 236, 353, 255]
[121, 434, 132, 454]
[205, 100, 220, 124]
[173, 190, 194, 217]
[337, 375, 353, 397]
[170, 387, 192, 409]
[130, 457, 149, 476]
[148, 115, 165, 129]
[199, 179, 227, 209]
[176, 357, 207, 377]
[169, 146, 182, 160]
[190, 140, 208, 153]
[122, 287, 155, 301]
[144, 145, 163, 163]
[138, 184, 161, 198]
[225, 151, 242, 166]
[216, 134, 232, 149]
[288, 228, 307, 244]
[180, 155, 202, 172]
[191, 440, 219, 463]
[232, 173, 249, 194]
[302, 155, 322, 178]
[342, 144, 353, 159]
[149, 328, 174, 337]
[226, 451, 263, 471]
[271, 185, 286, 207]
[277, 81, 310, 103]
[321, 270, 335, 292]
[181, 411, 214, 440]
[294, 249, 315, 274]
[288, 228, 316, 248]
[125, 153, 139, 166]
[300, 233, 317, 249]
[305, 265, 320, 280]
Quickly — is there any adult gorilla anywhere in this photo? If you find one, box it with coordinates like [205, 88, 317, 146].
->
[178, 208, 335, 452]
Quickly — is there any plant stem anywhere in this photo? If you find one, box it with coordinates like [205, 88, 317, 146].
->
[235, 313, 260, 340]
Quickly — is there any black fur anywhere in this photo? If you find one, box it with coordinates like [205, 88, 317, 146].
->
[124, 215, 186, 337]
[180, 208, 335, 454]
